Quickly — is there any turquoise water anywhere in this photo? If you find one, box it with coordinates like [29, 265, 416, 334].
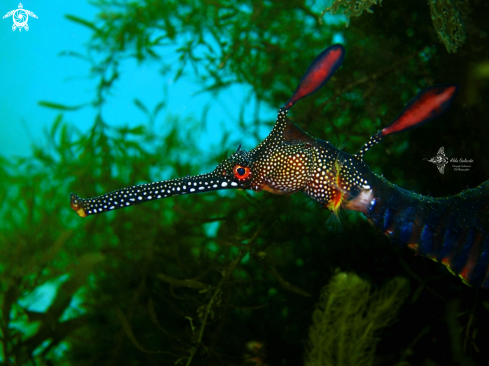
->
[0, 0, 272, 159]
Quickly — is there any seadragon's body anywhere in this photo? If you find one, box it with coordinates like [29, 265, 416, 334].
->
[71, 45, 489, 289]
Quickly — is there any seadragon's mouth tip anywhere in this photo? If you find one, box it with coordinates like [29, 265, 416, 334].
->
[70, 193, 87, 218]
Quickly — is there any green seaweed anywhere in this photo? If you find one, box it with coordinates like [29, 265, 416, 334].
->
[323, 0, 383, 24]
[428, 0, 471, 53]
[305, 272, 409, 366]
[324, 0, 471, 53]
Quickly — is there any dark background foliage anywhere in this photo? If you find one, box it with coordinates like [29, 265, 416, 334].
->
[2, 0, 489, 365]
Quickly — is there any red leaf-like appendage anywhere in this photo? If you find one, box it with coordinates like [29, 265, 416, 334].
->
[284, 44, 345, 110]
[380, 84, 458, 137]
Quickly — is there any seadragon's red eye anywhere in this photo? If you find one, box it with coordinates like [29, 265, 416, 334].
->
[233, 165, 251, 181]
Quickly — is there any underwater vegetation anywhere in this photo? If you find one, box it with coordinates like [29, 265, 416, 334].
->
[305, 272, 409, 366]
[2, 0, 489, 365]
[323, 0, 384, 21]
[427, 0, 471, 53]
[324, 0, 471, 53]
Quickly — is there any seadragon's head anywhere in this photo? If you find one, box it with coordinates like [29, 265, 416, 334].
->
[70, 44, 457, 218]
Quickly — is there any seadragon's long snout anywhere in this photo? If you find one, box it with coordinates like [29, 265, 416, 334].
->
[70, 174, 241, 217]
[71, 149, 253, 217]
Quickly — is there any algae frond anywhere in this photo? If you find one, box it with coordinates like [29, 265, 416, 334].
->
[428, 0, 471, 53]
[305, 272, 409, 366]
[323, 0, 383, 25]
[324, 0, 471, 53]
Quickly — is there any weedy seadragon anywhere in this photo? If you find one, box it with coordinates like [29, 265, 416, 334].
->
[71, 45, 489, 289]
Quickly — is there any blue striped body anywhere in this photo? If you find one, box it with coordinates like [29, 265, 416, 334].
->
[360, 169, 489, 288]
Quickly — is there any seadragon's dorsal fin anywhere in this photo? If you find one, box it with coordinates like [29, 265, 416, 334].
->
[283, 117, 315, 144]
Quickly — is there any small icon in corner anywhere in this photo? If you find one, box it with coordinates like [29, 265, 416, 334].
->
[3, 3, 38, 32]
[424, 147, 449, 174]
